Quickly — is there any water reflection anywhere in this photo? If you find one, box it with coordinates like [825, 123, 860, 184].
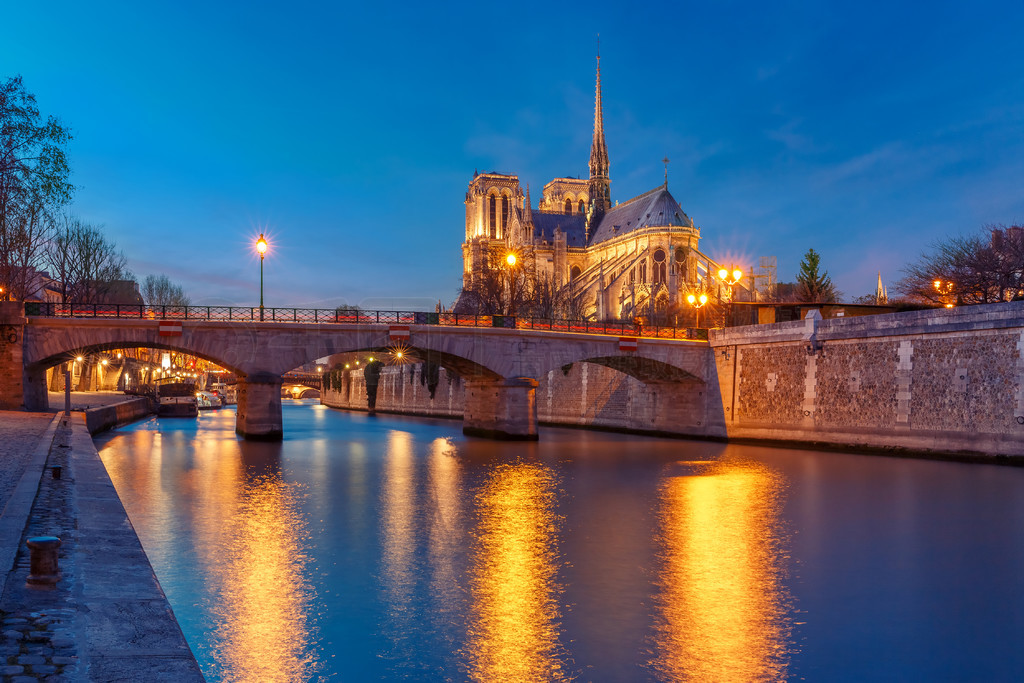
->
[651, 459, 793, 682]
[190, 437, 320, 683]
[465, 460, 569, 681]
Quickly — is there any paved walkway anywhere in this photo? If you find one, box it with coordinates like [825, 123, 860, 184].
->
[44, 392, 133, 413]
[0, 409, 203, 681]
[0, 413, 53, 519]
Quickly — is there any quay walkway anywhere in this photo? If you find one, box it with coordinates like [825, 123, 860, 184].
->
[0, 401, 203, 681]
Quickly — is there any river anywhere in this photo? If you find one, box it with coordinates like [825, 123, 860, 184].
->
[95, 400, 1024, 682]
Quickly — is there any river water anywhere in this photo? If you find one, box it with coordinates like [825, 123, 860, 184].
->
[95, 400, 1024, 682]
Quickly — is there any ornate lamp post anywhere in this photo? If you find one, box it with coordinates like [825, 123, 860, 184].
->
[686, 291, 708, 328]
[256, 234, 268, 321]
[504, 251, 518, 317]
[933, 279, 955, 308]
[717, 265, 743, 326]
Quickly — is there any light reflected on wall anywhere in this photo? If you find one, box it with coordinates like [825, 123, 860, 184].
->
[465, 462, 569, 681]
[650, 460, 793, 682]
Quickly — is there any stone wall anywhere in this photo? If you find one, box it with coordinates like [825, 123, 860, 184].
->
[711, 302, 1024, 458]
[0, 302, 26, 410]
[320, 362, 687, 435]
[84, 397, 154, 434]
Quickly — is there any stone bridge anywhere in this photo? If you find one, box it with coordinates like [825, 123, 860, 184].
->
[0, 303, 716, 441]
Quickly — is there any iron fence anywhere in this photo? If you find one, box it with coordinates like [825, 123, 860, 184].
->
[23, 302, 706, 341]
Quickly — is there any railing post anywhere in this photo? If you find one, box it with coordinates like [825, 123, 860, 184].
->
[376, 311, 380, 323]
[314, 309, 318, 323]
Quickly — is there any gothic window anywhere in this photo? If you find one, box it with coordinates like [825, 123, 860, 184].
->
[630, 267, 635, 283]
[640, 261, 647, 283]
[564, 198, 573, 214]
[489, 195, 496, 239]
[653, 249, 667, 284]
[570, 265, 582, 281]
[501, 195, 509, 237]
[578, 199, 585, 214]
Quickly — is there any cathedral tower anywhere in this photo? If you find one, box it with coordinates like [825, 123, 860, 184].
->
[588, 52, 611, 215]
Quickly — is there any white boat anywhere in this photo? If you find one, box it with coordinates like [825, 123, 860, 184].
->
[196, 391, 222, 410]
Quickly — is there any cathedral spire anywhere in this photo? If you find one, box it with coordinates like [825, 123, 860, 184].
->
[588, 44, 611, 215]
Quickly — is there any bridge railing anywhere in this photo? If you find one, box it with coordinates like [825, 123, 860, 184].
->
[23, 302, 706, 341]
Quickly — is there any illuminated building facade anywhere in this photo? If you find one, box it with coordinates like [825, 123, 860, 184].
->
[459, 55, 748, 321]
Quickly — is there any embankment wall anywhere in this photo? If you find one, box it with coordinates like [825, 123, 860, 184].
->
[710, 301, 1024, 459]
[83, 397, 153, 434]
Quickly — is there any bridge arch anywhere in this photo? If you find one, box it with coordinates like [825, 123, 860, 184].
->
[317, 344, 503, 383]
[554, 355, 703, 384]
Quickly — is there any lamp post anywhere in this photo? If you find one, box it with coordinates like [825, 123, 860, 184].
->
[256, 233, 268, 321]
[504, 252, 518, 317]
[717, 265, 743, 326]
[933, 279, 955, 308]
[686, 291, 708, 329]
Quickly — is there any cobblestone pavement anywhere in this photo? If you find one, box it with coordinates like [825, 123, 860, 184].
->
[1, 419, 77, 682]
[0, 413, 52, 532]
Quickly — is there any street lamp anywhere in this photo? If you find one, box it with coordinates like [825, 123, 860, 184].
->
[256, 233, 269, 321]
[718, 266, 744, 286]
[504, 251, 519, 316]
[686, 291, 709, 328]
[933, 279, 955, 308]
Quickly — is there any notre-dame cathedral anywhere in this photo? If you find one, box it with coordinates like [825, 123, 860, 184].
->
[458, 55, 749, 321]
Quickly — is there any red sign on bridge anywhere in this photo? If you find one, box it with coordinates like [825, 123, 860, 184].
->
[159, 320, 183, 336]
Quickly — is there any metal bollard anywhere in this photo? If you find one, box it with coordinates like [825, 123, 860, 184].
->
[26, 536, 62, 586]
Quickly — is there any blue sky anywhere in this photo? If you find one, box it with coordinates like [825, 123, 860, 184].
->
[4, 1, 1023, 308]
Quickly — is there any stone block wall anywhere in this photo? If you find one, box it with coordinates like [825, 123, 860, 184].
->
[0, 302, 26, 410]
[711, 302, 1024, 458]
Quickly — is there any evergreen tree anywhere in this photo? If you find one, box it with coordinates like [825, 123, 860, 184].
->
[796, 248, 837, 302]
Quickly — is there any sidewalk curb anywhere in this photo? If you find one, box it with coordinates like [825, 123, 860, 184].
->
[0, 412, 62, 599]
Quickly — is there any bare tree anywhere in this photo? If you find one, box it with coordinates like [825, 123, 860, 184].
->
[142, 274, 190, 306]
[0, 76, 72, 301]
[895, 225, 1024, 305]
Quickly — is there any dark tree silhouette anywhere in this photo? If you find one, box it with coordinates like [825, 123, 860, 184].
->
[895, 225, 1024, 305]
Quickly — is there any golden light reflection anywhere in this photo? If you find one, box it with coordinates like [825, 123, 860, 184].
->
[427, 438, 462, 605]
[466, 462, 568, 682]
[209, 469, 319, 683]
[651, 460, 793, 682]
[380, 430, 417, 643]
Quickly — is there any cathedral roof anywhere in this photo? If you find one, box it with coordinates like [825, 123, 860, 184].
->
[532, 212, 587, 247]
[589, 185, 694, 245]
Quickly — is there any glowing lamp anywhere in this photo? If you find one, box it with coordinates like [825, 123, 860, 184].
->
[506, 253, 517, 267]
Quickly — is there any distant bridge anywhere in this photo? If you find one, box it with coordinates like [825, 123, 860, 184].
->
[1, 303, 713, 441]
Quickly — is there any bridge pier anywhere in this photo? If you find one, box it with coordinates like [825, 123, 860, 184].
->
[0, 303, 27, 411]
[648, 379, 716, 437]
[22, 364, 48, 412]
[236, 373, 283, 441]
[463, 377, 539, 440]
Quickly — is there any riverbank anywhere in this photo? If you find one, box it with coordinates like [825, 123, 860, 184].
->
[0, 409, 203, 681]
